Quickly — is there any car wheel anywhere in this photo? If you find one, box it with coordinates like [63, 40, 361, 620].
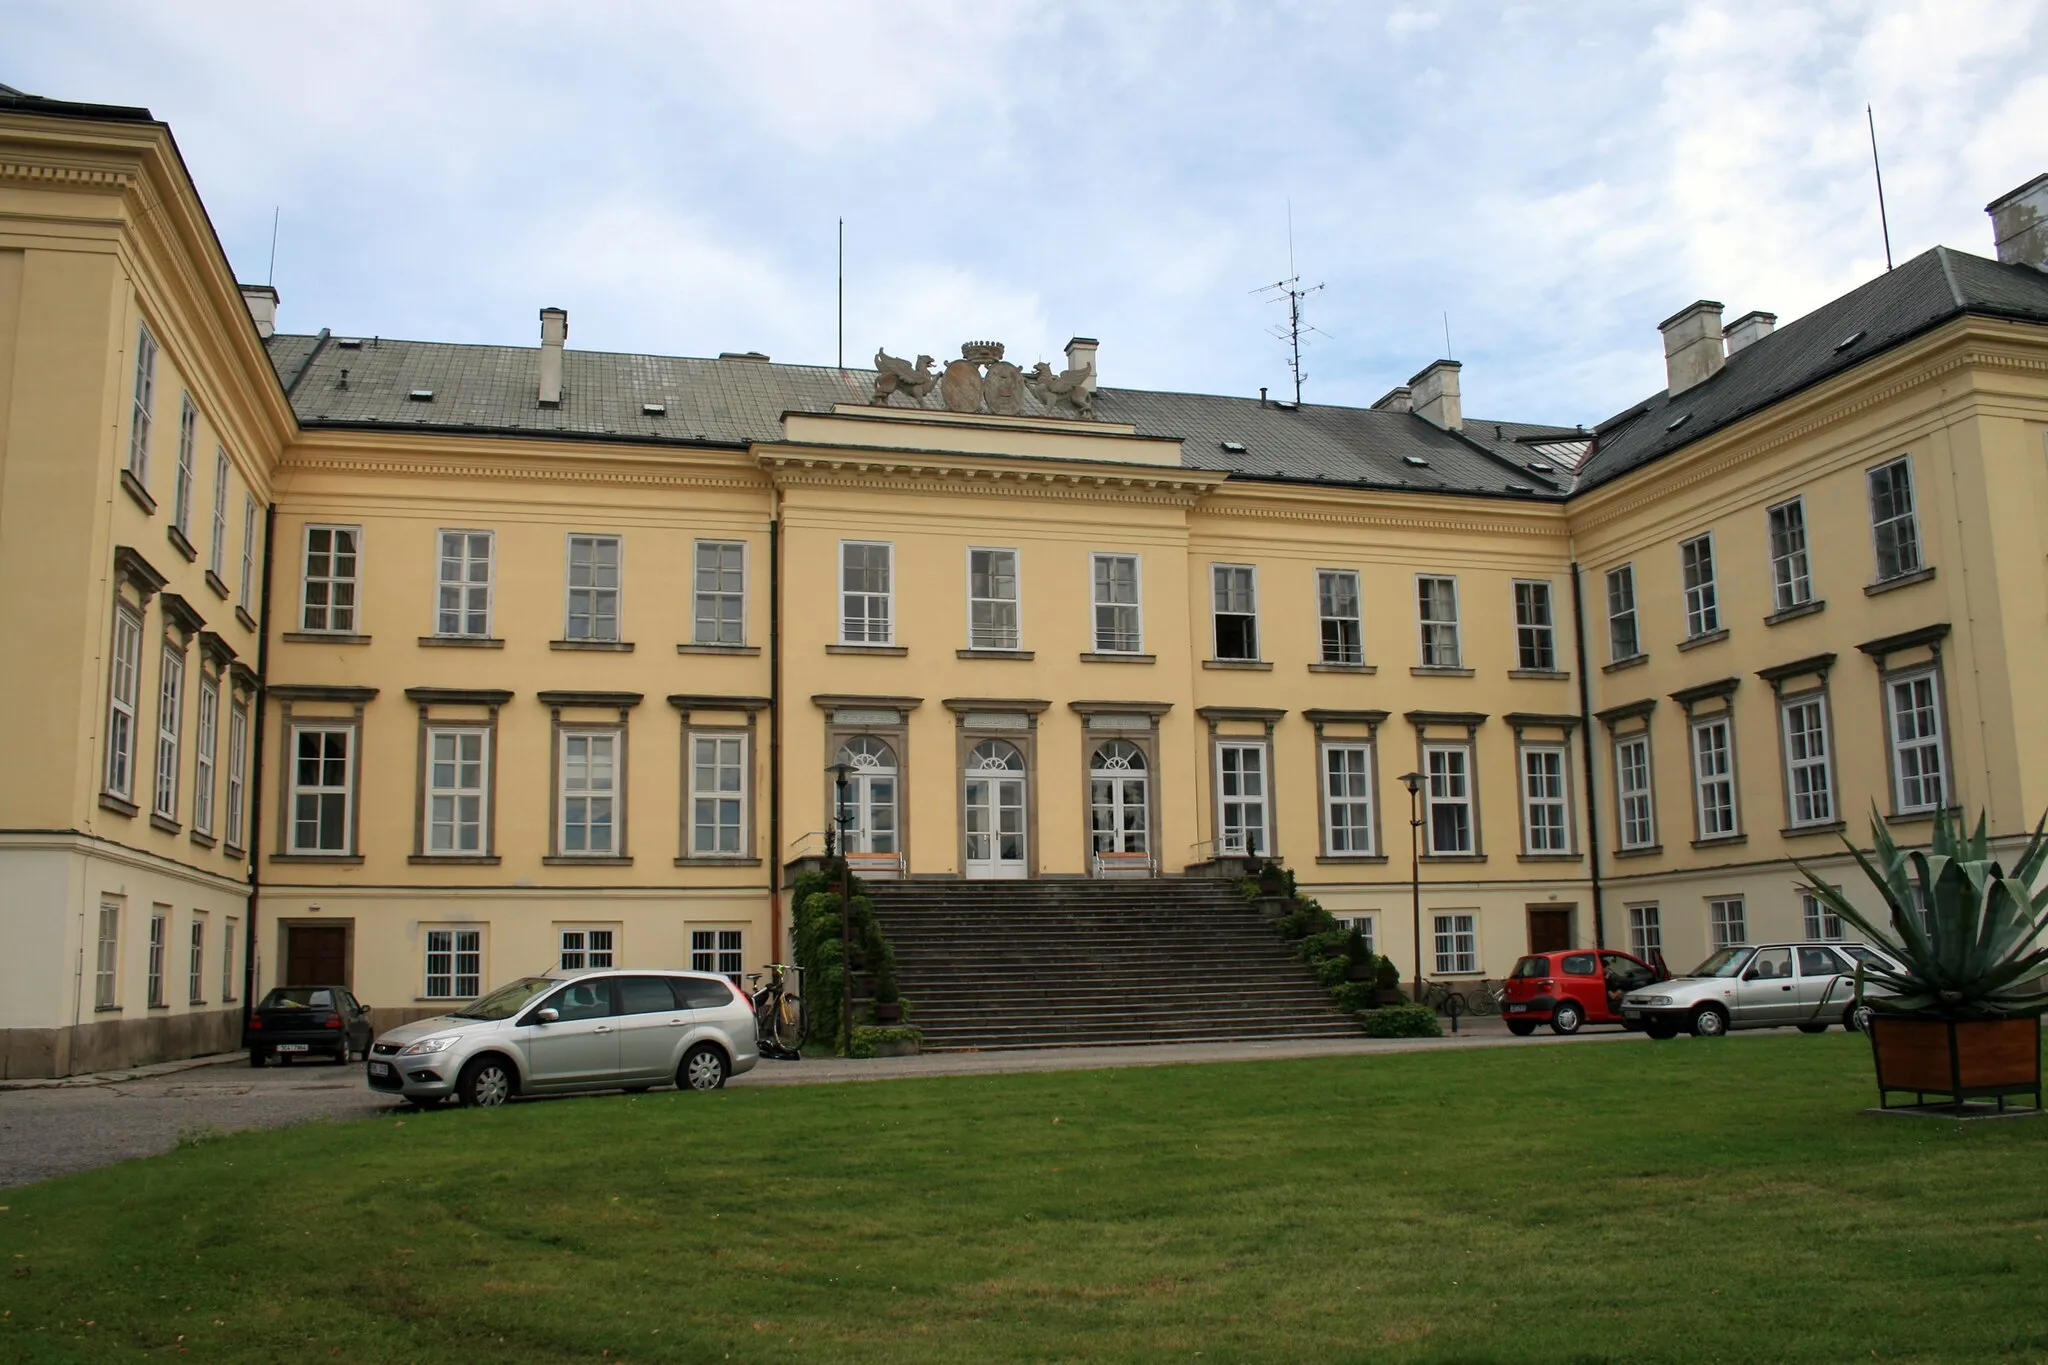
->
[1550, 1001, 1585, 1036]
[1847, 1003, 1877, 1033]
[1690, 1004, 1730, 1038]
[1646, 1022, 1679, 1040]
[679, 1044, 727, 1092]
[457, 1055, 514, 1108]
[1506, 1021, 1537, 1037]
[1796, 1023, 1829, 1034]
[247, 1049, 266, 1068]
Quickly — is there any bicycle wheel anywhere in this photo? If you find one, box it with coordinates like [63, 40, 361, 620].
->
[1465, 982, 1500, 1017]
[773, 993, 808, 1052]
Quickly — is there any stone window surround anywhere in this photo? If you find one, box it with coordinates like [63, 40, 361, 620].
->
[1404, 710, 1488, 862]
[813, 692, 922, 870]
[1198, 705, 1286, 862]
[1856, 622, 1955, 822]
[1756, 652, 1843, 837]
[541, 690, 644, 865]
[944, 697, 1050, 878]
[1505, 712, 1582, 862]
[269, 684, 379, 864]
[1671, 676, 1744, 848]
[403, 687, 512, 865]
[151, 592, 207, 834]
[671, 694, 771, 866]
[1596, 697, 1660, 857]
[1069, 700, 1172, 875]
[1304, 708, 1389, 865]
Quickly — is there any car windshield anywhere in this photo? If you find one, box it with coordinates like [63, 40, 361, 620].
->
[449, 977, 555, 1020]
[257, 987, 335, 1010]
[1686, 947, 1755, 978]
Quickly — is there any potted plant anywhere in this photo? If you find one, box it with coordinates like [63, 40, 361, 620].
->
[871, 957, 903, 1025]
[1344, 929, 1374, 982]
[1372, 955, 1406, 1007]
[1799, 809, 2048, 1113]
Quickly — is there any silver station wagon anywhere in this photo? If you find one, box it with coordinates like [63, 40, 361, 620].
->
[367, 968, 758, 1106]
[1622, 941, 1899, 1040]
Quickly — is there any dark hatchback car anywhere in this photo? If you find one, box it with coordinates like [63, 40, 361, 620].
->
[245, 985, 374, 1066]
[1502, 948, 1667, 1035]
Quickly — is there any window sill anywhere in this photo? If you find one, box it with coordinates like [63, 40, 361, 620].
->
[120, 468, 156, 515]
[419, 635, 504, 649]
[189, 829, 217, 850]
[94, 1005, 124, 1014]
[1309, 661, 1376, 674]
[1781, 820, 1847, 839]
[407, 855, 502, 866]
[1677, 628, 1729, 652]
[1866, 566, 1936, 596]
[189, 998, 207, 1008]
[167, 524, 198, 563]
[551, 639, 634, 652]
[1885, 805, 1959, 824]
[1613, 843, 1663, 859]
[1411, 666, 1475, 678]
[957, 648, 1035, 661]
[1204, 658, 1273, 671]
[1690, 833, 1748, 850]
[1421, 853, 1487, 864]
[1765, 599, 1826, 626]
[223, 842, 245, 860]
[204, 569, 231, 600]
[283, 631, 370, 645]
[1081, 652, 1155, 664]
[150, 813, 181, 835]
[543, 855, 635, 866]
[676, 643, 762, 656]
[673, 856, 765, 867]
[827, 644, 907, 657]
[1508, 669, 1570, 681]
[99, 792, 139, 819]
[1517, 853, 1583, 863]
[1315, 854, 1389, 865]
[1602, 654, 1649, 674]
[235, 606, 259, 633]
[147, 1003, 171, 1011]
[270, 853, 365, 865]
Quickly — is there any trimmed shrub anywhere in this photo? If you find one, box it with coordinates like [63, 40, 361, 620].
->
[1358, 1003, 1442, 1038]
[848, 1025, 924, 1059]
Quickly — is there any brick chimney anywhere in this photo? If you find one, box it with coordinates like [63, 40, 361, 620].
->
[1987, 173, 2048, 271]
[539, 307, 567, 407]
[1722, 310, 1776, 355]
[1659, 300, 1725, 395]
[238, 283, 278, 339]
[1370, 385, 1412, 413]
[1408, 360, 1461, 431]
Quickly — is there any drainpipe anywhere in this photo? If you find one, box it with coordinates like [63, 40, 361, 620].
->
[1569, 562, 1606, 950]
[768, 494, 784, 957]
[241, 503, 277, 1022]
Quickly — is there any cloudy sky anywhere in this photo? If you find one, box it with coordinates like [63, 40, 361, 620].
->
[10, 1, 2043, 424]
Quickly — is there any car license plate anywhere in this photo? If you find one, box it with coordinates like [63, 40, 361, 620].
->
[276, 1043, 309, 1052]
[1505, 1004, 1527, 1013]
[368, 1061, 391, 1077]
[1623, 1010, 1641, 1020]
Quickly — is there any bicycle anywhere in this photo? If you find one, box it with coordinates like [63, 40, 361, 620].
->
[1464, 979, 1504, 1017]
[1419, 979, 1467, 1017]
[749, 963, 807, 1059]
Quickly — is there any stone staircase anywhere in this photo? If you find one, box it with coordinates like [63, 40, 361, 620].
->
[863, 878, 1362, 1050]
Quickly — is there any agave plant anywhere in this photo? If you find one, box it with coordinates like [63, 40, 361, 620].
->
[1797, 808, 2048, 1020]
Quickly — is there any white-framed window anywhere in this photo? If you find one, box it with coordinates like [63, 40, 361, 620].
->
[694, 539, 745, 645]
[1520, 745, 1570, 853]
[1215, 741, 1268, 856]
[153, 643, 184, 821]
[1680, 534, 1719, 637]
[1780, 693, 1835, 828]
[559, 730, 619, 856]
[288, 725, 353, 854]
[1424, 743, 1475, 855]
[1417, 575, 1461, 667]
[840, 540, 893, 644]
[188, 913, 207, 1003]
[1614, 734, 1656, 850]
[128, 323, 157, 481]
[565, 534, 621, 642]
[173, 397, 198, 536]
[559, 927, 615, 971]
[1211, 564, 1258, 660]
[435, 529, 494, 637]
[147, 908, 168, 1008]
[1432, 912, 1478, 975]
[424, 928, 482, 999]
[1709, 896, 1747, 948]
[1868, 456, 1922, 581]
[1886, 669, 1947, 814]
[1335, 915, 1377, 956]
[1513, 581, 1556, 671]
[225, 696, 248, 848]
[1606, 564, 1640, 662]
[1317, 569, 1363, 665]
[1766, 498, 1813, 611]
[94, 902, 120, 1009]
[240, 494, 258, 607]
[209, 449, 230, 579]
[1321, 742, 1375, 855]
[221, 916, 238, 1002]
[690, 733, 747, 856]
[299, 525, 361, 633]
[692, 928, 745, 984]
[193, 673, 218, 836]
[1802, 892, 1843, 941]
[1091, 553, 1142, 653]
[968, 547, 1021, 650]
[104, 604, 143, 801]
[1691, 716, 1738, 839]
[1627, 904, 1662, 960]
[424, 727, 489, 855]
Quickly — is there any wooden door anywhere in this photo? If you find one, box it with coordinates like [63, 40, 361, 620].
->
[1527, 908, 1573, 955]
[286, 926, 348, 986]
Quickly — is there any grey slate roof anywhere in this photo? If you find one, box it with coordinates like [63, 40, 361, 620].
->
[1576, 247, 2048, 490]
[265, 331, 1580, 499]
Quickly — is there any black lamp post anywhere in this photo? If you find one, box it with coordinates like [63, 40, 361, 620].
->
[1400, 770, 1424, 1002]
[828, 761, 855, 1052]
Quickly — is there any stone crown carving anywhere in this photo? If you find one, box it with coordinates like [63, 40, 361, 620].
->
[872, 341, 1095, 420]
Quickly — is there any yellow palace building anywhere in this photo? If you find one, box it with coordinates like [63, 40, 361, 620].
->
[4, 85, 2046, 1075]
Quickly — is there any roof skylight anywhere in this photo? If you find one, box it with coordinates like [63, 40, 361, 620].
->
[1403, 455, 1429, 467]
[408, 389, 434, 402]
[1666, 413, 1691, 432]
[336, 338, 362, 349]
[1220, 440, 1246, 454]
[1834, 329, 1867, 351]
[643, 402, 667, 416]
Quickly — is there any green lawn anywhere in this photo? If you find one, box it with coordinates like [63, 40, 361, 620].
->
[4, 1034, 2047, 1364]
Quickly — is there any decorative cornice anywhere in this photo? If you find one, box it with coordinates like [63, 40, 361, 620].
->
[1670, 677, 1741, 712]
[1857, 622, 1951, 667]
[277, 451, 762, 493]
[1404, 710, 1489, 729]
[1068, 699, 1174, 718]
[0, 158, 140, 190]
[942, 697, 1052, 715]
[1197, 705, 1288, 723]
[539, 690, 646, 710]
[1756, 652, 1837, 688]
[405, 687, 515, 708]
[668, 694, 771, 714]
[1503, 711, 1582, 732]
[269, 684, 379, 704]
[1302, 708, 1390, 729]
[810, 694, 924, 711]
[759, 451, 1215, 507]
[159, 591, 206, 637]
[1200, 498, 1567, 535]
[196, 629, 237, 667]
[112, 544, 168, 600]
[1595, 697, 1657, 728]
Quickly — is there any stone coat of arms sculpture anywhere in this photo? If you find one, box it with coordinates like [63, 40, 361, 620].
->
[872, 340, 1096, 420]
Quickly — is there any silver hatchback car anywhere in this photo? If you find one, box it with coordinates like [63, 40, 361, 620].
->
[1622, 941, 1899, 1039]
[366, 968, 759, 1106]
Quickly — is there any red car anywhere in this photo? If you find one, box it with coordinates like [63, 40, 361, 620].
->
[1502, 948, 1666, 1035]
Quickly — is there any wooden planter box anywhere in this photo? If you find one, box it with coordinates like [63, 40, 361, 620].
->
[1869, 1015, 2042, 1112]
[872, 1001, 903, 1025]
[1346, 961, 1374, 982]
[1252, 895, 1291, 921]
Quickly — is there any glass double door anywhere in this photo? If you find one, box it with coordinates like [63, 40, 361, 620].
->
[963, 773, 1027, 878]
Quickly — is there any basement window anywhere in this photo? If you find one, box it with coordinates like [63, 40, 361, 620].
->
[1403, 456, 1429, 468]
[1835, 330, 1867, 352]
[643, 402, 667, 416]
[1666, 413, 1691, 432]
[1220, 440, 1246, 454]
[408, 389, 434, 402]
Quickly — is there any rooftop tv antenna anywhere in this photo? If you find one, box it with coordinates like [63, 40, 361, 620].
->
[1252, 201, 1324, 404]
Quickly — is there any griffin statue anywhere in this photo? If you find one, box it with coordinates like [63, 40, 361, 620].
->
[871, 350, 938, 405]
[1025, 360, 1096, 419]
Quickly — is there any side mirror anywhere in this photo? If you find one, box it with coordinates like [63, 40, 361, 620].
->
[535, 1007, 559, 1025]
